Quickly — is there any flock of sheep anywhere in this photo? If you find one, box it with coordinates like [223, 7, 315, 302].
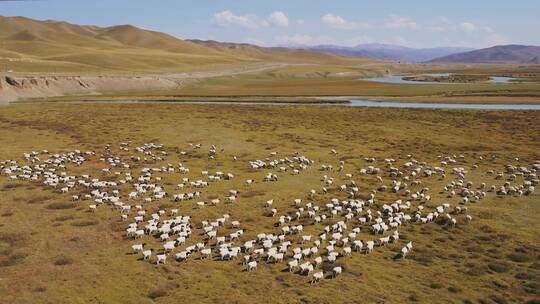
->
[1, 142, 538, 284]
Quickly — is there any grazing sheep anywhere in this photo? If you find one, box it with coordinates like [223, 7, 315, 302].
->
[311, 271, 324, 284]
[132, 243, 145, 253]
[156, 254, 167, 264]
[247, 261, 257, 272]
[333, 266, 342, 278]
[5, 142, 532, 286]
[142, 249, 152, 260]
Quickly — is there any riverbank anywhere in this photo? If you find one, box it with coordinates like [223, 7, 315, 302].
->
[44, 94, 540, 105]
[362, 95, 540, 104]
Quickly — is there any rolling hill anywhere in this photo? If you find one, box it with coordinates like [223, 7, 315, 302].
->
[0, 15, 370, 73]
[429, 45, 540, 64]
[288, 43, 473, 62]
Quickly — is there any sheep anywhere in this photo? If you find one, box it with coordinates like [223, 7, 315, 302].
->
[353, 240, 363, 251]
[132, 243, 145, 253]
[163, 241, 176, 252]
[332, 266, 342, 278]
[176, 251, 188, 261]
[200, 248, 212, 259]
[156, 254, 167, 264]
[300, 262, 314, 275]
[401, 247, 409, 258]
[366, 241, 374, 254]
[247, 261, 257, 272]
[328, 254, 337, 263]
[142, 249, 152, 260]
[311, 271, 324, 284]
[135, 230, 145, 239]
[288, 260, 299, 272]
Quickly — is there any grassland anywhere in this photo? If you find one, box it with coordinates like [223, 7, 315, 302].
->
[13, 65, 540, 105]
[129, 67, 540, 104]
[0, 103, 539, 304]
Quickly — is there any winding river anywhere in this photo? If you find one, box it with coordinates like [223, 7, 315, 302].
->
[124, 100, 540, 110]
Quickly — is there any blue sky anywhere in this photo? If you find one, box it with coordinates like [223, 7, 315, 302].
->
[1, 0, 538, 48]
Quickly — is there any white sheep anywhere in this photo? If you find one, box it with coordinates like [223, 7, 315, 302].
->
[156, 254, 167, 264]
[332, 266, 342, 278]
[311, 271, 324, 284]
[247, 261, 257, 272]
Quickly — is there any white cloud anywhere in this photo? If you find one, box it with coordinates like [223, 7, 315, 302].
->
[381, 36, 411, 46]
[276, 34, 335, 46]
[213, 10, 290, 29]
[459, 22, 477, 32]
[276, 34, 314, 45]
[484, 33, 509, 46]
[439, 16, 451, 24]
[277, 34, 371, 47]
[385, 14, 418, 29]
[242, 37, 268, 46]
[268, 11, 289, 27]
[345, 35, 372, 46]
[297, 19, 305, 25]
[426, 26, 445, 32]
[321, 13, 369, 30]
[213, 10, 261, 29]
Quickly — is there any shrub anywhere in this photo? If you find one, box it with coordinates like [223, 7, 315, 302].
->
[465, 266, 487, 276]
[507, 253, 532, 263]
[490, 295, 508, 304]
[429, 283, 443, 289]
[54, 256, 74, 266]
[488, 261, 511, 273]
[0, 232, 26, 247]
[448, 286, 462, 293]
[148, 289, 168, 300]
[33, 287, 46, 293]
[28, 195, 54, 204]
[1, 211, 14, 217]
[515, 272, 535, 280]
[0, 251, 28, 267]
[71, 219, 98, 227]
[47, 202, 76, 210]
[53, 215, 75, 222]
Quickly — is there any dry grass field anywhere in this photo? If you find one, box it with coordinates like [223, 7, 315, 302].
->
[0, 103, 539, 304]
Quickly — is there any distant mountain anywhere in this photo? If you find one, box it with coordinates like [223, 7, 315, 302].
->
[429, 45, 540, 64]
[289, 43, 474, 62]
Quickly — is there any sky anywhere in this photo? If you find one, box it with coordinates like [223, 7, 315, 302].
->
[0, 0, 539, 48]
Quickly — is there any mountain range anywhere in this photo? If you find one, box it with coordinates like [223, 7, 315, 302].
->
[288, 43, 475, 62]
[292, 43, 540, 64]
[1, 15, 539, 74]
[0, 15, 365, 73]
[428, 45, 540, 64]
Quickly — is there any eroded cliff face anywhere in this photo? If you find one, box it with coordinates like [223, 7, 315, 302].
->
[0, 75, 181, 104]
